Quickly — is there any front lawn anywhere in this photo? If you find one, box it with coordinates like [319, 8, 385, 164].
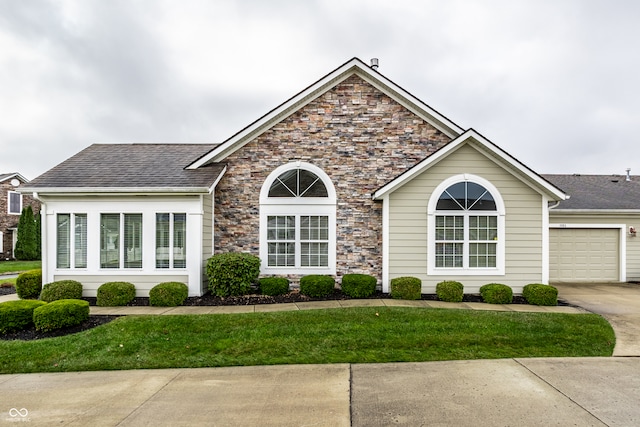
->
[0, 260, 41, 274]
[0, 307, 615, 374]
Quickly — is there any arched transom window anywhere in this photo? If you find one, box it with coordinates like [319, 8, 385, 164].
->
[260, 162, 336, 275]
[428, 175, 505, 275]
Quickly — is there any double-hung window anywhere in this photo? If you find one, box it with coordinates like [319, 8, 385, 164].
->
[8, 191, 21, 215]
[56, 213, 87, 269]
[260, 163, 336, 274]
[156, 213, 186, 269]
[100, 213, 143, 269]
[429, 177, 504, 275]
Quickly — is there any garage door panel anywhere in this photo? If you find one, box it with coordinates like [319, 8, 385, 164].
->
[550, 228, 619, 282]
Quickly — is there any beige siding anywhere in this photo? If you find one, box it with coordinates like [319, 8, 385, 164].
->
[202, 192, 214, 292]
[53, 274, 189, 297]
[388, 143, 545, 293]
[550, 212, 640, 281]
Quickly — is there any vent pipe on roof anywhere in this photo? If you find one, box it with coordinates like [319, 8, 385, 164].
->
[626, 168, 631, 182]
[370, 58, 379, 70]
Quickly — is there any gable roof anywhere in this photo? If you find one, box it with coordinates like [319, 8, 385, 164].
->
[543, 174, 640, 210]
[21, 144, 226, 194]
[186, 57, 465, 169]
[0, 172, 29, 184]
[373, 129, 567, 201]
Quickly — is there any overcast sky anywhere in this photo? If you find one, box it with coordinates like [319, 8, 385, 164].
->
[1, 0, 639, 180]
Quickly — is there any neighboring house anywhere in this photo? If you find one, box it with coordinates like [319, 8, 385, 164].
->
[20, 58, 640, 297]
[0, 173, 40, 260]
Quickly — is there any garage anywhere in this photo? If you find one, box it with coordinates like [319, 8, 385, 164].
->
[549, 228, 620, 282]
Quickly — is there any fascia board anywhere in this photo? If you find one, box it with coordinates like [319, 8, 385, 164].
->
[187, 58, 464, 169]
[373, 129, 568, 201]
[0, 172, 29, 183]
[549, 209, 640, 214]
[18, 187, 212, 196]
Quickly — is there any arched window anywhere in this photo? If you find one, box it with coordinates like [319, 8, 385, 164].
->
[260, 162, 336, 275]
[427, 175, 505, 275]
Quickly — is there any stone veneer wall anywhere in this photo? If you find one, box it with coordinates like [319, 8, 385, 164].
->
[0, 180, 40, 260]
[214, 75, 452, 282]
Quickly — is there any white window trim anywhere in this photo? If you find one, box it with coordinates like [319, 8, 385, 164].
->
[155, 212, 187, 270]
[7, 191, 22, 215]
[427, 174, 506, 276]
[260, 162, 337, 275]
[0, 231, 3, 253]
[100, 213, 143, 270]
[56, 213, 88, 270]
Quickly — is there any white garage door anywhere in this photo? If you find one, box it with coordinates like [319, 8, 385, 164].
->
[549, 228, 619, 282]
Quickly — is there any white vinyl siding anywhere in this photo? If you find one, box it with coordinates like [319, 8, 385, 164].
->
[387, 143, 546, 293]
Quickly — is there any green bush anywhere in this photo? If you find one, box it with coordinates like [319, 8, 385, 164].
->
[436, 280, 464, 302]
[259, 277, 290, 296]
[206, 253, 261, 297]
[97, 282, 136, 306]
[149, 282, 188, 307]
[341, 274, 377, 298]
[15, 269, 42, 299]
[390, 276, 422, 300]
[523, 284, 558, 306]
[14, 205, 39, 261]
[300, 275, 336, 298]
[33, 299, 89, 332]
[40, 280, 83, 302]
[480, 283, 513, 304]
[0, 300, 47, 334]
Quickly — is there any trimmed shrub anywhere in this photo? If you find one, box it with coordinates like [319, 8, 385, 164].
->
[300, 275, 336, 298]
[341, 274, 377, 298]
[40, 280, 83, 302]
[390, 276, 422, 300]
[523, 283, 558, 306]
[436, 280, 464, 302]
[206, 253, 261, 297]
[259, 277, 290, 296]
[480, 283, 513, 304]
[33, 299, 89, 332]
[97, 282, 136, 306]
[15, 269, 42, 299]
[0, 300, 47, 334]
[14, 205, 39, 261]
[149, 282, 188, 307]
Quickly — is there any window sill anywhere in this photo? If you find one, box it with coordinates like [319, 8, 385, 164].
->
[428, 267, 505, 276]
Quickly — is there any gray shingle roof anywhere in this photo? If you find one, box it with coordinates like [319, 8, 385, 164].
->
[543, 174, 640, 210]
[23, 144, 224, 191]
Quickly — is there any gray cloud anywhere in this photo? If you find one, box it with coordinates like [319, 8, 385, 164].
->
[1, 0, 639, 179]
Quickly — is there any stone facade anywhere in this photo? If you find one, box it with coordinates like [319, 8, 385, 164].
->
[0, 178, 40, 260]
[214, 75, 452, 282]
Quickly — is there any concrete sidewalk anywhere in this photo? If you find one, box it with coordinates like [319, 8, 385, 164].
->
[2, 358, 640, 426]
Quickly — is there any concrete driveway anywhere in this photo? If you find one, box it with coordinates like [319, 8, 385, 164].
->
[555, 282, 640, 356]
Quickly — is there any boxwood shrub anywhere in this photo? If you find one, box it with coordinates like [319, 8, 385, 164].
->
[523, 283, 558, 306]
[0, 300, 47, 334]
[15, 269, 42, 299]
[149, 282, 189, 307]
[33, 299, 90, 332]
[206, 252, 261, 297]
[300, 275, 335, 298]
[390, 276, 421, 300]
[480, 283, 513, 304]
[40, 280, 83, 302]
[259, 277, 290, 296]
[341, 274, 377, 298]
[97, 282, 136, 306]
[436, 280, 464, 302]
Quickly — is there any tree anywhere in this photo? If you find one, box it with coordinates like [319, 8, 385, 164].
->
[14, 206, 39, 260]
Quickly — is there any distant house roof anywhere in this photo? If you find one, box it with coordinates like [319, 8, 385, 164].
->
[22, 144, 225, 194]
[543, 174, 640, 210]
[0, 172, 29, 183]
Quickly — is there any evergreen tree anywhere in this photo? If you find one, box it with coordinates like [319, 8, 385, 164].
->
[35, 211, 41, 259]
[14, 206, 38, 260]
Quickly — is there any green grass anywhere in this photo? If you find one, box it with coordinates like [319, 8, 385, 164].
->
[0, 307, 615, 374]
[0, 277, 17, 286]
[0, 260, 41, 274]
